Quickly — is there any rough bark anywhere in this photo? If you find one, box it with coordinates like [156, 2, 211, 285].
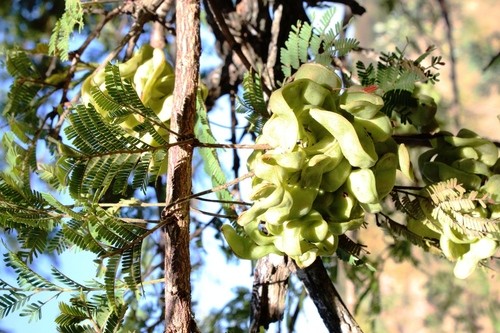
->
[162, 0, 201, 332]
[295, 258, 364, 333]
[250, 255, 293, 332]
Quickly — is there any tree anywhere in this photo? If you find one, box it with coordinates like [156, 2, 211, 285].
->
[0, 1, 498, 332]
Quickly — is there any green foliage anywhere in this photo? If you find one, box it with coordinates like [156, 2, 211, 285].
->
[61, 103, 163, 201]
[280, 9, 359, 79]
[0, 238, 142, 327]
[96, 64, 169, 145]
[356, 45, 444, 118]
[425, 179, 499, 237]
[0, 154, 62, 262]
[236, 71, 268, 135]
[49, 0, 84, 61]
[196, 96, 237, 216]
[55, 294, 127, 333]
[0, 253, 58, 321]
[0, 49, 169, 328]
[3, 49, 43, 122]
[357, 45, 443, 89]
[391, 177, 500, 267]
[60, 63, 173, 201]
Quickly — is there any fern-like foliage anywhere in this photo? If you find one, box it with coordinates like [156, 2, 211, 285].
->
[60, 64, 171, 201]
[0, 177, 147, 318]
[55, 293, 127, 333]
[391, 191, 425, 221]
[0, 253, 58, 321]
[426, 179, 499, 237]
[98, 64, 169, 143]
[337, 234, 368, 262]
[280, 9, 359, 79]
[62, 106, 160, 201]
[0, 280, 33, 319]
[356, 45, 444, 118]
[377, 214, 434, 250]
[64, 105, 141, 198]
[0, 163, 63, 263]
[3, 49, 43, 121]
[1, 208, 145, 322]
[49, 0, 84, 61]
[392, 179, 500, 246]
[236, 70, 269, 135]
[357, 45, 442, 89]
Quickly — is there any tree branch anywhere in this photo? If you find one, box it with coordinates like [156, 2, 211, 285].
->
[305, 0, 366, 16]
[437, 0, 461, 130]
[295, 258, 364, 333]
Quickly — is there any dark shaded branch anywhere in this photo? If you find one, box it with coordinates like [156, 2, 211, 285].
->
[205, 0, 271, 95]
[295, 258, 364, 333]
[437, 0, 461, 129]
[393, 134, 500, 148]
[483, 51, 500, 72]
[304, 0, 366, 16]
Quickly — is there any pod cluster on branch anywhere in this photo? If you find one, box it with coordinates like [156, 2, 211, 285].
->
[223, 63, 405, 267]
[411, 129, 500, 278]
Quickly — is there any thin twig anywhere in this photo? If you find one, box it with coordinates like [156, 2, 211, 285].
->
[437, 0, 461, 129]
[194, 197, 251, 206]
[195, 141, 272, 150]
[205, 0, 272, 96]
[190, 206, 237, 219]
[100, 171, 254, 259]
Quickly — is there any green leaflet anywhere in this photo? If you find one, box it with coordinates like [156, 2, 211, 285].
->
[280, 9, 359, 79]
[0, 173, 60, 261]
[195, 98, 237, 217]
[236, 71, 268, 134]
[3, 49, 43, 137]
[0, 203, 148, 321]
[355, 45, 442, 126]
[3, 252, 57, 290]
[48, 0, 84, 61]
[55, 294, 127, 332]
[62, 104, 164, 201]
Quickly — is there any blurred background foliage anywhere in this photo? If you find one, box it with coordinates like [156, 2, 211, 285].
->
[349, 1, 499, 332]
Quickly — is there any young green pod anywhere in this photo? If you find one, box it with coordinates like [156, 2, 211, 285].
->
[310, 109, 378, 168]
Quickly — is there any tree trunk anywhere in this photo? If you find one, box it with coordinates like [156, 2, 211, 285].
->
[162, 0, 201, 332]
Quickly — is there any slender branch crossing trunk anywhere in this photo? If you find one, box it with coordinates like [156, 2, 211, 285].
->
[162, 0, 201, 332]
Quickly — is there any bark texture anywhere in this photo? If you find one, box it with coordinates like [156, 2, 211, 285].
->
[162, 0, 200, 332]
[250, 255, 292, 332]
[295, 258, 364, 333]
